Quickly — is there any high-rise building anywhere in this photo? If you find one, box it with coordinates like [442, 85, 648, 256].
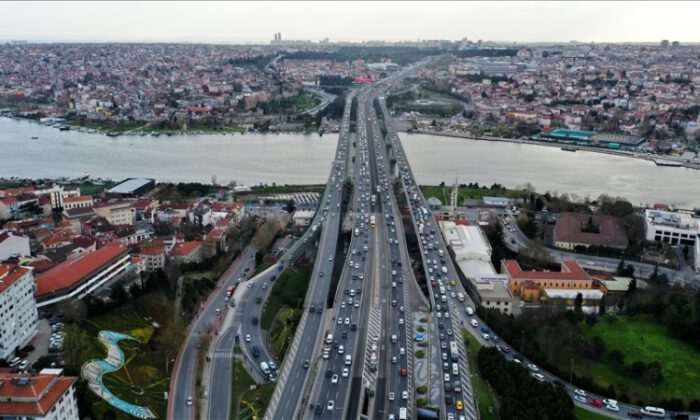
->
[0, 264, 38, 360]
[660, 39, 670, 48]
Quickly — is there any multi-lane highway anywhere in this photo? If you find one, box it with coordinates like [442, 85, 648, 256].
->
[264, 91, 357, 420]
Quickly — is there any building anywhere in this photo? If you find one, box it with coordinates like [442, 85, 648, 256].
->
[553, 212, 629, 250]
[644, 209, 700, 246]
[34, 245, 131, 308]
[0, 369, 79, 420]
[694, 234, 700, 272]
[0, 265, 38, 360]
[292, 209, 315, 227]
[62, 195, 93, 211]
[502, 259, 595, 302]
[542, 288, 605, 314]
[482, 196, 513, 208]
[0, 231, 31, 262]
[171, 241, 202, 264]
[33, 185, 80, 210]
[93, 201, 134, 226]
[137, 239, 166, 271]
[439, 221, 514, 314]
[105, 178, 155, 199]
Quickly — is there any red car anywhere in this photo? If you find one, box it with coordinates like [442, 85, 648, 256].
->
[400, 368, 407, 377]
[431, 280, 437, 288]
[590, 399, 603, 408]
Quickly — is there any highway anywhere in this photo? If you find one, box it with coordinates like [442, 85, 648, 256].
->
[264, 91, 357, 420]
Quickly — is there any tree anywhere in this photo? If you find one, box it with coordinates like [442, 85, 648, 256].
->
[627, 278, 637, 296]
[110, 283, 129, 305]
[62, 324, 90, 375]
[608, 349, 625, 365]
[56, 298, 88, 323]
[574, 293, 583, 313]
[252, 218, 281, 252]
[598, 295, 607, 315]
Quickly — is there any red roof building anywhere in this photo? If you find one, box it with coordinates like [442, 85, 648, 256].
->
[171, 241, 202, 264]
[553, 212, 629, 250]
[0, 370, 78, 419]
[34, 245, 131, 307]
[502, 259, 596, 301]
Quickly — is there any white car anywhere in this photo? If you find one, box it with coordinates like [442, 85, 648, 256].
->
[327, 400, 334, 411]
[388, 392, 395, 401]
[574, 395, 587, 404]
[574, 389, 586, 397]
[331, 374, 339, 384]
[245, 334, 251, 342]
[527, 363, 539, 372]
[342, 367, 349, 377]
[605, 404, 619, 412]
[402, 390, 408, 400]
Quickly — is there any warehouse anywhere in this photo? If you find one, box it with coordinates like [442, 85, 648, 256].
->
[106, 178, 156, 198]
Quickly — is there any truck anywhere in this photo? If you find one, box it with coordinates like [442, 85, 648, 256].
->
[399, 407, 407, 420]
[450, 341, 459, 362]
[226, 286, 235, 298]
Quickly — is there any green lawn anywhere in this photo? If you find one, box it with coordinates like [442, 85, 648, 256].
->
[420, 184, 521, 205]
[261, 267, 311, 330]
[238, 382, 276, 420]
[579, 314, 700, 403]
[574, 406, 614, 420]
[463, 329, 499, 420]
[268, 307, 300, 360]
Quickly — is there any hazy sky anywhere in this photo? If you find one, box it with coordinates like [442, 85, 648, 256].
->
[1, 1, 698, 44]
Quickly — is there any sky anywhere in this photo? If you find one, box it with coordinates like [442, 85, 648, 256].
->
[1, 1, 698, 44]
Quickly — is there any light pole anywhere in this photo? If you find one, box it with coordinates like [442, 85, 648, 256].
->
[569, 358, 574, 384]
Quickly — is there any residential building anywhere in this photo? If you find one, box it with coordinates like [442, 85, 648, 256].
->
[644, 208, 700, 245]
[171, 241, 202, 264]
[34, 245, 131, 307]
[0, 231, 31, 262]
[137, 239, 166, 271]
[0, 197, 19, 220]
[553, 212, 629, 250]
[0, 264, 38, 360]
[93, 201, 134, 226]
[0, 369, 79, 420]
[502, 259, 595, 302]
[33, 184, 80, 209]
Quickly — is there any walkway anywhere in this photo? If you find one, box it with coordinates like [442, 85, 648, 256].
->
[81, 330, 156, 420]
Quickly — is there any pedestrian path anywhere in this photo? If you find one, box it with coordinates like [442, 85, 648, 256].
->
[82, 331, 156, 419]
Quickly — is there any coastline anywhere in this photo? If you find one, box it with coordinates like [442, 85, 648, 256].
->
[405, 129, 700, 171]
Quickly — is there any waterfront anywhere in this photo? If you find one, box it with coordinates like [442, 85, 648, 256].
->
[3, 117, 700, 207]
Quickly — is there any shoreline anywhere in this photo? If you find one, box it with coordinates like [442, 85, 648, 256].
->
[405, 129, 700, 171]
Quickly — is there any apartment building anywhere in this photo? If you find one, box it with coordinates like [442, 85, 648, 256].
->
[0, 264, 38, 360]
[0, 369, 79, 420]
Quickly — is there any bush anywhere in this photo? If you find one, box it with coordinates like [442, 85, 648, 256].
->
[416, 385, 428, 395]
[415, 350, 425, 359]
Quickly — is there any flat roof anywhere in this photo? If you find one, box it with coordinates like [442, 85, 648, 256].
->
[544, 289, 604, 299]
[106, 178, 154, 194]
[503, 259, 591, 281]
[439, 221, 491, 261]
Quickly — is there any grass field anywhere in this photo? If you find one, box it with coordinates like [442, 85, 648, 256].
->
[578, 314, 700, 404]
[261, 267, 311, 330]
[81, 293, 177, 419]
[463, 329, 499, 420]
[574, 406, 614, 420]
[420, 184, 521, 205]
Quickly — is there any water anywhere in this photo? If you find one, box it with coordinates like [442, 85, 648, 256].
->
[2, 117, 700, 207]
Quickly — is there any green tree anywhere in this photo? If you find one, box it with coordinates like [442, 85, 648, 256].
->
[574, 292, 583, 313]
[62, 324, 90, 375]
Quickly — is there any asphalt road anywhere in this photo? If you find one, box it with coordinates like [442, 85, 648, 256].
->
[169, 245, 256, 420]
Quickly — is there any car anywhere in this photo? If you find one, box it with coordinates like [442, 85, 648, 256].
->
[245, 334, 251, 342]
[531, 373, 545, 382]
[453, 381, 462, 393]
[402, 390, 408, 400]
[574, 395, 587, 404]
[445, 395, 453, 405]
[456, 400, 463, 410]
[337, 317, 343, 325]
[255, 296, 262, 304]
[338, 345, 345, 354]
[626, 412, 643, 418]
[314, 404, 323, 415]
[215, 308, 221, 315]
[574, 389, 586, 397]
[325, 369, 333, 378]
[309, 305, 316, 313]
[331, 374, 339, 384]
[251, 346, 260, 358]
[399, 318, 404, 325]
[392, 356, 397, 364]
[447, 414, 455, 420]
[342, 367, 349, 377]
[513, 358, 522, 364]
[262, 283, 267, 289]
[326, 400, 334, 411]
[251, 317, 258, 325]
[527, 363, 539, 372]
[344, 317, 350, 325]
[482, 333, 490, 340]
[400, 368, 407, 377]
[590, 399, 603, 408]
[303, 359, 309, 369]
[444, 373, 450, 382]
[186, 396, 193, 406]
[605, 404, 620, 412]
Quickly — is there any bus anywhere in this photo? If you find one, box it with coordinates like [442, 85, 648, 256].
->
[370, 215, 376, 228]
[640, 407, 665, 418]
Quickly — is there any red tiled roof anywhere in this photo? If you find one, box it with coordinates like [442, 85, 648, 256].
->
[208, 229, 225, 239]
[0, 186, 34, 197]
[63, 195, 92, 204]
[171, 241, 202, 256]
[0, 373, 76, 417]
[503, 259, 591, 281]
[0, 264, 31, 294]
[0, 197, 18, 206]
[138, 239, 164, 256]
[35, 245, 129, 297]
[27, 259, 56, 274]
[72, 236, 97, 249]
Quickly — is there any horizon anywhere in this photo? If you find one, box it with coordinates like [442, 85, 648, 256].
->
[1, 1, 699, 44]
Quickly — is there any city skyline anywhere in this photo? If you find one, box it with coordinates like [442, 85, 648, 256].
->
[1, 1, 699, 44]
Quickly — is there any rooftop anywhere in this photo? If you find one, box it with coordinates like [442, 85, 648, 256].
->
[439, 221, 491, 261]
[645, 208, 700, 231]
[0, 371, 76, 418]
[554, 212, 629, 248]
[503, 259, 591, 281]
[0, 264, 31, 294]
[106, 178, 154, 194]
[171, 241, 202, 257]
[35, 245, 129, 297]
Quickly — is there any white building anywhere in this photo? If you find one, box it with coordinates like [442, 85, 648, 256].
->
[439, 221, 514, 314]
[34, 184, 80, 209]
[93, 201, 134, 226]
[644, 209, 700, 246]
[0, 368, 79, 420]
[694, 234, 700, 272]
[0, 264, 38, 360]
[292, 209, 316, 227]
[0, 231, 31, 262]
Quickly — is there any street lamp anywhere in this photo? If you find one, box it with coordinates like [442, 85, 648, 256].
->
[569, 358, 574, 384]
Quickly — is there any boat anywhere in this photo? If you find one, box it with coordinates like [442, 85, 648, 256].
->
[59, 125, 70, 131]
[106, 131, 120, 137]
[561, 146, 577, 152]
[31, 136, 39, 140]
